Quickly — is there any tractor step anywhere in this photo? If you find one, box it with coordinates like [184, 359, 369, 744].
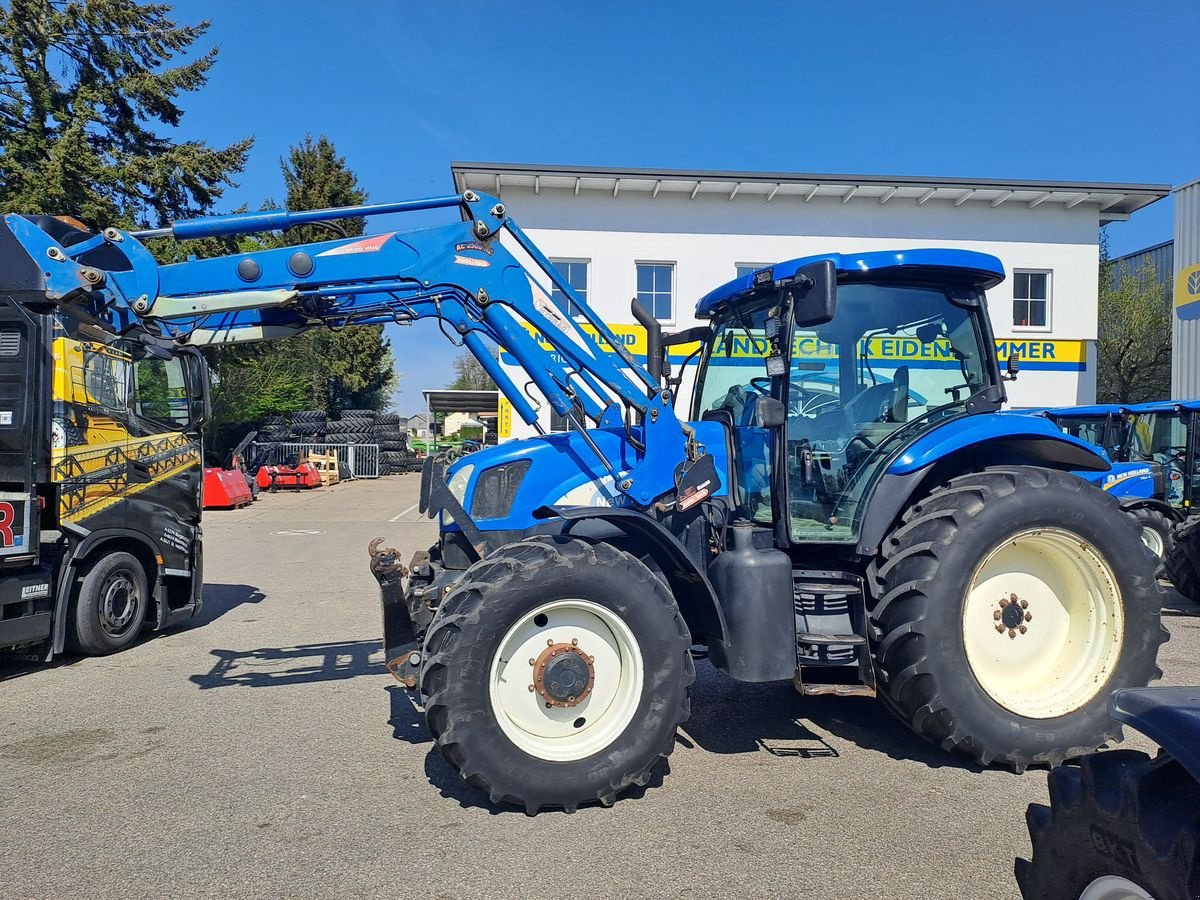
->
[796, 632, 866, 646]
[793, 570, 876, 698]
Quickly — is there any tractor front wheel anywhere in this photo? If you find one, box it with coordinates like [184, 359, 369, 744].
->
[420, 535, 693, 813]
[1126, 506, 1174, 561]
[872, 466, 1167, 770]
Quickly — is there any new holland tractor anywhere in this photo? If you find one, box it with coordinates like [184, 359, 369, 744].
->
[0, 191, 1167, 813]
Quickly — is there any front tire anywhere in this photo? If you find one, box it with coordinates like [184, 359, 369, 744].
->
[1017, 750, 1200, 899]
[872, 467, 1167, 769]
[420, 536, 693, 813]
[67, 551, 150, 655]
[1126, 506, 1173, 561]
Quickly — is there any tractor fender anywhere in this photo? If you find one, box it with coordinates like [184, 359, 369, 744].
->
[1109, 687, 1200, 782]
[534, 504, 726, 642]
[857, 413, 1111, 555]
[1118, 496, 1185, 522]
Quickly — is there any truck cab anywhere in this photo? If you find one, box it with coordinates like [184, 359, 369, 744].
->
[0, 216, 210, 658]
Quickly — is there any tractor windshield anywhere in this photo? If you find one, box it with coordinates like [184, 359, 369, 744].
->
[696, 282, 993, 542]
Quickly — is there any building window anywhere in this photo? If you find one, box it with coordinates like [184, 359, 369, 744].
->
[550, 259, 588, 317]
[736, 263, 769, 279]
[636, 262, 674, 322]
[1013, 270, 1051, 330]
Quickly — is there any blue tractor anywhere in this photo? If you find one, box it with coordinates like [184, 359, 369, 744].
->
[1036, 403, 1175, 559]
[2, 191, 1167, 812]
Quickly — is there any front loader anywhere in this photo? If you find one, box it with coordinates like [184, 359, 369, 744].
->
[1, 190, 1168, 812]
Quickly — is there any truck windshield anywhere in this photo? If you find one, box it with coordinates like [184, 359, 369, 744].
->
[695, 282, 993, 541]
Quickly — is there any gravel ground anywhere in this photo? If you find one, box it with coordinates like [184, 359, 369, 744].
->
[2, 477, 1197, 899]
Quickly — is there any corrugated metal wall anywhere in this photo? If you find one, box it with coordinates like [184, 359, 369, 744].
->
[1172, 178, 1200, 397]
[1112, 240, 1174, 292]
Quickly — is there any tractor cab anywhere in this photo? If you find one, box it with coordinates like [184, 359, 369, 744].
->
[1037, 403, 1130, 461]
[693, 250, 1006, 544]
[1120, 399, 1200, 510]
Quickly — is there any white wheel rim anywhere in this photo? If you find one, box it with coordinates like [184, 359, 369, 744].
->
[488, 599, 644, 762]
[963, 528, 1124, 719]
[1140, 524, 1164, 558]
[1078, 875, 1153, 900]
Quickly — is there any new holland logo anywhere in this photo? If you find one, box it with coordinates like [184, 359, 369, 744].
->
[21, 583, 50, 599]
[1175, 263, 1200, 321]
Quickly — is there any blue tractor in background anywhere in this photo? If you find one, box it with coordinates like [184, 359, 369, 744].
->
[1, 191, 1168, 813]
[1036, 403, 1176, 559]
[1039, 400, 1200, 598]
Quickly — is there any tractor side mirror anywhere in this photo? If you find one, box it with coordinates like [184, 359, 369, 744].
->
[791, 260, 837, 328]
[1004, 354, 1020, 381]
[755, 397, 787, 429]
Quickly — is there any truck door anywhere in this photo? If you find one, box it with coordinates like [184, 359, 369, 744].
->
[0, 297, 42, 561]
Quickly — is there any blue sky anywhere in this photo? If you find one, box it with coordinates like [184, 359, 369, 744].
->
[168, 0, 1200, 415]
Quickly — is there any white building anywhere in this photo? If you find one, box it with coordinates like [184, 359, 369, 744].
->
[450, 162, 1168, 440]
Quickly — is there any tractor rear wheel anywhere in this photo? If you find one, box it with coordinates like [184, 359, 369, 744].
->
[1016, 750, 1200, 899]
[872, 466, 1166, 770]
[1163, 518, 1200, 604]
[420, 535, 693, 813]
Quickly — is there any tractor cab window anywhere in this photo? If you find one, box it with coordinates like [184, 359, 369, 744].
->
[786, 283, 989, 543]
[130, 353, 191, 433]
[1127, 411, 1196, 507]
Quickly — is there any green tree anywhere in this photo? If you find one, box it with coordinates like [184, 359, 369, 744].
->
[447, 349, 497, 391]
[1096, 248, 1172, 404]
[0, 0, 252, 228]
[203, 134, 397, 425]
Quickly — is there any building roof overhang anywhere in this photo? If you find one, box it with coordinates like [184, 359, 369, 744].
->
[452, 161, 1169, 225]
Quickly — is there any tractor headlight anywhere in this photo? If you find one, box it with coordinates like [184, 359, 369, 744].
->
[447, 464, 474, 504]
[470, 460, 532, 520]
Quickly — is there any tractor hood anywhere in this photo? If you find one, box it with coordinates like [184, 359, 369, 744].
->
[442, 420, 730, 533]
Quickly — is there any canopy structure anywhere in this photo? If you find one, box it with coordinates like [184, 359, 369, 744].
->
[422, 390, 500, 442]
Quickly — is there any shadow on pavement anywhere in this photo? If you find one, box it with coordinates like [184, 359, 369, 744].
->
[387, 685, 668, 815]
[189, 639, 385, 689]
[683, 661, 982, 772]
[188, 582, 268, 628]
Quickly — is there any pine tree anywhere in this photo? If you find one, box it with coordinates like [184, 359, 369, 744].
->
[0, 0, 252, 228]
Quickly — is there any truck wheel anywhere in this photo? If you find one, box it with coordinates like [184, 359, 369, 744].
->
[1163, 518, 1200, 603]
[1016, 750, 1200, 899]
[872, 466, 1167, 770]
[420, 535, 693, 813]
[1126, 507, 1173, 561]
[67, 551, 150, 655]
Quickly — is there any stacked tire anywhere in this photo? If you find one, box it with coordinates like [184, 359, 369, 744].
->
[289, 409, 327, 442]
[329, 409, 374, 445]
[375, 413, 411, 475]
[258, 414, 289, 443]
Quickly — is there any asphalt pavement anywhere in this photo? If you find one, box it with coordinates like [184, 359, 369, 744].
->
[2, 477, 1198, 899]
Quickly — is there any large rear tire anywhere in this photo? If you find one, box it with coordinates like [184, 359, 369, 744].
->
[1017, 750, 1200, 899]
[420, 535, 693, 813]
[1163, 517, 1200, 603]
[872, 467, 1167, 769]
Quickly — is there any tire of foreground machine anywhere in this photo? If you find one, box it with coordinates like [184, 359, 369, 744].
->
[66, 551, 150, 655]
[1163, 518, 1200, 603]
[1125, 506, 1175, 563]
[1016, 749, 1200, 899]
[420, 535, 693, 813]
[871, 466, 1167, 770]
